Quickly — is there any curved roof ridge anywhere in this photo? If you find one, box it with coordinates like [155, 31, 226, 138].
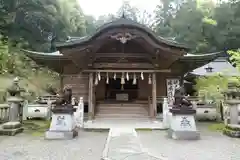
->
[56, 17, 189, 49]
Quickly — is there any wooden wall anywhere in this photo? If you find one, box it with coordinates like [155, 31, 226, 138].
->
[62, 73, 89, 103]
[62, 70, 181, 104]
[138, 77, 151, 100]
[95, 79, 106, 101]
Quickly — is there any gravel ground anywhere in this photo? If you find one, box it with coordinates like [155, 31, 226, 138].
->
[0, 124, 240, 160]
[0, 131, 108, 160]
[138, 124, 240, 160]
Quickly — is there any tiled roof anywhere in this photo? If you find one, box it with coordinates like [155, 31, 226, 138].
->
[190, 57, 240, 76]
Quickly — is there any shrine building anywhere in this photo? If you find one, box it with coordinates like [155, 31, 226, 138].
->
[23, 17, 222, 120]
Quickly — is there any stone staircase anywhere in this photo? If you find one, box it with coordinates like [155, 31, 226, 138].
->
[95, 102, 149, 120]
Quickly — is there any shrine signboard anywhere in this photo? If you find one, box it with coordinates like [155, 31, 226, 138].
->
[166, 78, 180, 105]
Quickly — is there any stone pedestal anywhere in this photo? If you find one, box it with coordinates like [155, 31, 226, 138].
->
[168, 107, 200, 140]
[223, 100, 240, 138]
[0, 97, 24, 136]
[45, 107, 78, 140]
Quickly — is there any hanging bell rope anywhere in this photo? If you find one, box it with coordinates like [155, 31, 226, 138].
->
[133, 73, 137, 85]
[121, 72, 125, 84]
[126, 72, 129, 81]
[98, 72, 101, 81]
[106, 72, 109, 84]
[148, 74, 152, 84]
[141, 72, 144, 80]
[113, 73, 116, 80]
[94, 74, 98, 85]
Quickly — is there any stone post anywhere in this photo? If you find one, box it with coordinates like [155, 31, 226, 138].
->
[74, 97, 84, 128]
[22, 100, 28, 121]
[162, 98, 170, 128]
[47, 98, 53, 120]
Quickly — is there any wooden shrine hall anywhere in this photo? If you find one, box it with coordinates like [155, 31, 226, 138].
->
[23, 17, 222, 120]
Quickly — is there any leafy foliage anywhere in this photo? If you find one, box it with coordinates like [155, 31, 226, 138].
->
[194, 50, 240, 104]
[1, 0, 240, 102]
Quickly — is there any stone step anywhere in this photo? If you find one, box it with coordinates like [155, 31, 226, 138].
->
[97, 103, 148, 107]
[97, 107, 148, 111]
[93, 117, 151, 121]
[97, 111, 148, 115]
[95, 114, 150, 119]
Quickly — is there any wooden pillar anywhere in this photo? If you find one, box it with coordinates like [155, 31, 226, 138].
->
[92, 84, 96, 119]
[151, 73, 157, 118]
[88, 73, 93, 120]
[60, 74, 63, 92]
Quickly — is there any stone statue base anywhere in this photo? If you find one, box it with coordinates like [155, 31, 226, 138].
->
[223, 124, 240, 138]
[45, 107, 78, 140]
[0, 96, 24, 136]
[0, 121, 24, 136]
[167, 107, 200, 140]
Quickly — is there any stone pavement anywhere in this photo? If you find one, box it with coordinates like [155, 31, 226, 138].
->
[0, 131, 108, 160]
[0, 124, 239, 160]
[139, 124, 240, 160]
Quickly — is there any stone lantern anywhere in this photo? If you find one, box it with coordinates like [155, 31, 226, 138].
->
[223, 82, 240, 138]
[0, 77, 25, 136]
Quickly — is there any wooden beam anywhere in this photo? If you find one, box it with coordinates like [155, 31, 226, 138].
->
[94, 53, 151, 58]
[82, 69, 171, 73]
[92, 63, 154, 69]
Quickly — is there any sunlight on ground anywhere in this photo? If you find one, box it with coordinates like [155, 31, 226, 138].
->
[207, 122, 225, 132]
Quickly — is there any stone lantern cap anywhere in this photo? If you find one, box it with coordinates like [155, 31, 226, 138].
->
[7, 77, 25, 97]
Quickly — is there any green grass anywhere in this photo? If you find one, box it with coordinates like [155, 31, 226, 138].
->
[207, 123, 225, 132]
[23, 119, 50, 136]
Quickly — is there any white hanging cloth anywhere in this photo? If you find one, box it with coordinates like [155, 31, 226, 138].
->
[126, 72, 129, 81]
[141, 72, 144, 80]
[98, 72, 101, 81]
[106, 72, 109, 84]
[133, 73, 137, 85]
[94, 74, 98, 85]
[121, 72, 125, 84]
[148, 74, 152, 84]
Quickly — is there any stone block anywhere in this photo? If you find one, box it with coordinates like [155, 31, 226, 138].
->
[2, 121, 22, 129]
[45, 111, 78, 140]
[45, 129, 78, 140]
[0, 127, 24, 136]
[168, 114, 200, 140]
[168, 129, 200, 140]
[0, 122, 23, 136]
[27, 104, 50, 119]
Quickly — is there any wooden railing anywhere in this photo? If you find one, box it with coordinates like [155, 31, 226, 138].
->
[0, 104, 9, 123]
